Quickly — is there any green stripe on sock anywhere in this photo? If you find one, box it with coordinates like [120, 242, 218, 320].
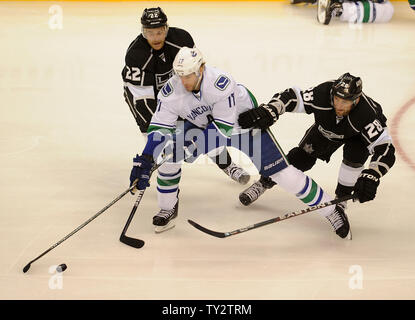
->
[157, 177, 181, 187]
[300, 180, 318, 204]
[362, 0, 370, 23]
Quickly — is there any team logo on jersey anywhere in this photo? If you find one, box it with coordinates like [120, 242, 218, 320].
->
[161, 82, 173, 97]
[156, 69, 175, 90]
[159, 53, 166, 63]
[186, 105, 212, 121]
[214, 75, 230, 91]
[318, 125, 344, 141]
[303, 143, 314, 154]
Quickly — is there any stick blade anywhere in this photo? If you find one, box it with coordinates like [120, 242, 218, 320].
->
[23, 263, 31, 273]
[119, 235, 145, 248]
[187, 219, 227, 238]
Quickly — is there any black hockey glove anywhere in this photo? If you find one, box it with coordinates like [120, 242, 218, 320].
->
[238, 103, 279, 129]
[353, 169, 380, 203]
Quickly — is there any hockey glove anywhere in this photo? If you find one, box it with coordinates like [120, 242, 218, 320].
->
[129, 154, 154, 194]
[238, 103, 279, 129]
[353, 169, 380, 203]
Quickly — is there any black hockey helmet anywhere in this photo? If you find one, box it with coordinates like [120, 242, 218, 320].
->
[332, 73, 363, 101]
[141, 7, 168, 29]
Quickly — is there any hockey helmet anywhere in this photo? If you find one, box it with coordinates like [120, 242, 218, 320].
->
[173, 47, 205, 77]
[332, 73, 362, 101]
[141, 7, 168, 29]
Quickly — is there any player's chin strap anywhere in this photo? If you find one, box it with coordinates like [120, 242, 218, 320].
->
[193, 72, 203, 91]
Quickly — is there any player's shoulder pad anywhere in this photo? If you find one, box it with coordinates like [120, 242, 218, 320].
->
[348, 95, 380, 131]
[125, 35, 152, 67]
[314, 80, 335, 96]
[166, 27, 195, 48]
[160, 81, 174, 98]
[158, 76, 185, 101]
[214, 74, 231, 91]
[205, 66, 235, 95]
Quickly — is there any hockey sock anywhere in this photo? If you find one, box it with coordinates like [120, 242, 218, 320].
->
[336, 161, 363, 195]
[270, 165, 334, 217]
[340, 0, 394, 23]
[157, 162, 182, 210]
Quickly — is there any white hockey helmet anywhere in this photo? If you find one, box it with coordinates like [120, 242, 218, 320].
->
[173, 47, 205, 77]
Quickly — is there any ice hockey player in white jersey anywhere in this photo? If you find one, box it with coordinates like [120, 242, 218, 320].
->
[122, 7, 249, 186]
[316, 0, 394, 24]
[129, 47, 354, 239]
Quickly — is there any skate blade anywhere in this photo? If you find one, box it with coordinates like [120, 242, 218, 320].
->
[154, 221, 176, 233]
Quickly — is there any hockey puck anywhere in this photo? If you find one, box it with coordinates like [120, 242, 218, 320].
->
[56, 264, 67, 273]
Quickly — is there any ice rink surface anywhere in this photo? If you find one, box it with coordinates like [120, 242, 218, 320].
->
[1, 1, 415, 300]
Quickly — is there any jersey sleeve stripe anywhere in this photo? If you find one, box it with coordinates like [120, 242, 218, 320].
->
[144, 99, 154, 115]
[214, 121, 234, 137]
[124, 82, 155, 99]
[150, 122, 175, 128]
[142, 54, 153, 70]
[124, 92, 147, 123]
[214, 118, 234, 126]
[292, 87, 305, 113]
[361, 93, 377, 114]
[148, 124, 175, 134]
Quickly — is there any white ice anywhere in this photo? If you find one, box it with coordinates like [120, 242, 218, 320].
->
[1, 1, 415, 299]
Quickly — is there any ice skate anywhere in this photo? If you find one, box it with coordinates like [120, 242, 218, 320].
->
[239, 176, 275, 206]
[317, 0, 343, 24]
[222, 162, 250, 185]
[153, 200, 179, 233]
[325, 204, 352, 239]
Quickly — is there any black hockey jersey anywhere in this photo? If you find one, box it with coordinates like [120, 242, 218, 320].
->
[122, 27, 194, 132]
[269, 81, 395, 176]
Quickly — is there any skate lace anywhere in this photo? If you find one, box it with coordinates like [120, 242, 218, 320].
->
[224, 163, 247, 182]
[244, 181, 265, 200]
[326, 209, 344, 231]
[156, 208, 175, 219]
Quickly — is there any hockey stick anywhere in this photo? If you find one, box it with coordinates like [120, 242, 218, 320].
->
[23, 185, 134, 273]
[188, 194, 355, 238]
[119, 145, 195, 248]
[119, 159, 168, 248]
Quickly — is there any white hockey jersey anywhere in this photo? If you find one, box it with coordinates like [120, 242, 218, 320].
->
[147, 65, 257, 136]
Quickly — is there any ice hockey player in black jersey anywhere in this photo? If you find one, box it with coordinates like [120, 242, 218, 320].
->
[238, 73, 396, 228]
[122, 7, 194, 133]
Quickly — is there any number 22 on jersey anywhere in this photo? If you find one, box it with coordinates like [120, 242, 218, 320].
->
[125, 66, 142, 82]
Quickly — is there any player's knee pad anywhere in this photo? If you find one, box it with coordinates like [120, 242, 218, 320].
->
[269, 165, 307, 195]
[287, 147, 316, 172]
